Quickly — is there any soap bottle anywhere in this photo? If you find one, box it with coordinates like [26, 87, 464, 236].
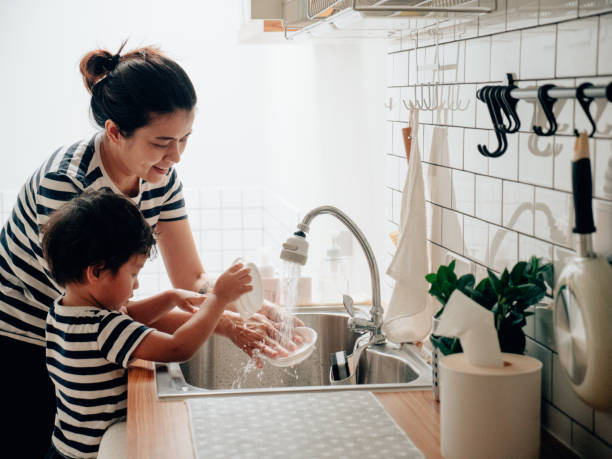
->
[318, 233, 350, 304]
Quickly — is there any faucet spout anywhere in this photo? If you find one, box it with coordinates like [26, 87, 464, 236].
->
[283, 205, 385, 344]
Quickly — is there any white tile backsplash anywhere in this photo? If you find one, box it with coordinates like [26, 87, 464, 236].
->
[598, 13, 612, 74]
[534, 187, 574, 247]
[489, 133, 519, 180]
[572, 422, 612, 459]
[384, 4, 612, 453]
[489, 224, 518, 271]
[593, 198, 612, 256]
[423, 163, 452, 207]
[441, 41, 465, 83]
[520, 25, 556, 79]
[463, 129, 489, 173]
[465, 37, 491, 83]
[451, 169, 475, 215]
[425, 202, 442, 244]
[518, 233, 554, 261]
[525, 337, 553, 401]
[507, 0, 540, 30]
[595, 138, 612, 199]
[542, 402, 573, 448]
[503, 181, 535, 234]
[393, 51, 409, 87]
[475, 175, 503, 224]
[556, 17, 599, 78]
[463, 216, 489, 264]
[553, 355, 594, 429]
[442, 208, 464, 254]
[594, 410, 612, 445]
[518, 133, 554, 187]
[452, 84, 477, 127]
[490, 31, 521, 83]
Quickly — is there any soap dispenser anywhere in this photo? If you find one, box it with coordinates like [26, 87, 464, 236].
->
[318, 232, 350, 304]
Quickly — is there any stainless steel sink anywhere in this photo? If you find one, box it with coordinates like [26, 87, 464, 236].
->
[155, 307, 432, 399]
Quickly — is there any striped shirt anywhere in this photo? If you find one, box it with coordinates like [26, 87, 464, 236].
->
[0, 132, 187, 346]
[46, 300, 153, 458]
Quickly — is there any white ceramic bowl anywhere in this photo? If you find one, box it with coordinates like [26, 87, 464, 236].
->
[268, 327, 318, 367]
[232, 258, 263, 321]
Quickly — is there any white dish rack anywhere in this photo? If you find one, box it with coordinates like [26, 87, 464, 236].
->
[281, 0, 497, 39]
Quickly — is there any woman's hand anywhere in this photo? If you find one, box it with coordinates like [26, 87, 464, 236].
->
[260, 300, 305, 330]
[216, 303, 305, 368]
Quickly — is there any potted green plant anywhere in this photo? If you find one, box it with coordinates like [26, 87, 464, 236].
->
[426, 256, 554, 356]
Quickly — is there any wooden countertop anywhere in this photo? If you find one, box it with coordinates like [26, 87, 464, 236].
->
[127, 360, 577, 459]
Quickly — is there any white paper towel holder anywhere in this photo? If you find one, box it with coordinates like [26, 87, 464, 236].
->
[440, 353, 543, 459]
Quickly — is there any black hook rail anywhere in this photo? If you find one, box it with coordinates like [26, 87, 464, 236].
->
[476, 74, 612, 158]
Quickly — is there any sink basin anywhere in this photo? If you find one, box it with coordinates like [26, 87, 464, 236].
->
[154, 307, 432, 399]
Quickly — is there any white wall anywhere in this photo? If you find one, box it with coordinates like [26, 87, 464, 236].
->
[0, 1, 387, 300]
[384, 1, 612, 456]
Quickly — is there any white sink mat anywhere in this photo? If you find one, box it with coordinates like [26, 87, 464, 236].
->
[186, 391, 424, 458]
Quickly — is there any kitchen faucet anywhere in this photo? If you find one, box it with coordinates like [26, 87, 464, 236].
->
[280, 206, 385, 344]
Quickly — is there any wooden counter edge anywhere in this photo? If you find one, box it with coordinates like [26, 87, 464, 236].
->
[128, 360, 578, 459]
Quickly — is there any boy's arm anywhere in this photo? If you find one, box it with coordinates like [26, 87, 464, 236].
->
[131, 293, 227, 363]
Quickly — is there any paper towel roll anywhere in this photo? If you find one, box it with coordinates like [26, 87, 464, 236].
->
[440, 353, 542, 459]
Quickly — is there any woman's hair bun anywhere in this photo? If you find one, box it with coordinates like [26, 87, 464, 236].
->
[79, 41, 127, 93]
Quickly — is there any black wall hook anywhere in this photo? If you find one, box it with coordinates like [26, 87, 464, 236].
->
[533, 84, 558, 136]
[477, 86, 508, 157]
[574, 82, 596, 137]
[500, 74, 520, 133]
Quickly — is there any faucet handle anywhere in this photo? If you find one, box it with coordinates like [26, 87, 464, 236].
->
[342, 294, 356, 317]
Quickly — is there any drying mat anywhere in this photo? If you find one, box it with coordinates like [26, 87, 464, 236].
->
[186, 391, 424, 458]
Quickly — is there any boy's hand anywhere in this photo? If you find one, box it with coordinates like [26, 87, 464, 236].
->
[173, 289, 207, 314]
[213, 263, 253, 305]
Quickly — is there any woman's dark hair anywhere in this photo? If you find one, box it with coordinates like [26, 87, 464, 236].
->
[42, 190, 156, 286]
[80, 41, 197, 137]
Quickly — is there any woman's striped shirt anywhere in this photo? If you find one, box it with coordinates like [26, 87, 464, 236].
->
[0, 132, 187, 346]
[46, 301, 153, 458]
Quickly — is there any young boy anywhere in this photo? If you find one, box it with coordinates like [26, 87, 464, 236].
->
[42, 190, 253, 458]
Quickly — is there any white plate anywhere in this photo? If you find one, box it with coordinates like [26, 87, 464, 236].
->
[232, 259, 263, 321]
[268, 327, 318, 367]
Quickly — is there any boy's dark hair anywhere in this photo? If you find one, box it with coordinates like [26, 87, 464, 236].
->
[42, 190, 156, 286]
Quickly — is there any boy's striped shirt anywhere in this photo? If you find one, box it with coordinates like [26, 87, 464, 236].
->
[0, 132, 187, 346]
[46, 301, 153, 458]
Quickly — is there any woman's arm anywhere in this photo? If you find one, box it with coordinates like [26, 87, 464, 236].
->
[155, 219, 211, 292]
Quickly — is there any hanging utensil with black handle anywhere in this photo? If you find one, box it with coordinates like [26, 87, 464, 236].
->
[553, 132, 612, 410]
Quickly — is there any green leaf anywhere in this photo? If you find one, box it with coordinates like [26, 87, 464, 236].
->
[425, 273, 437, 284]
[487, 269, 501, 293]
[510, 261, 528, 285]
[456, 274, 475, 294]
[430, 335, 462, 355]
[500, 268, 510, 289]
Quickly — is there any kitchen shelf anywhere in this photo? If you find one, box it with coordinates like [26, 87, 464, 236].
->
[282, 0, 498, 40]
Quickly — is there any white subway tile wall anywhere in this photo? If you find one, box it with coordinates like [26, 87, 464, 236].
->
[385, 1, 612, 454]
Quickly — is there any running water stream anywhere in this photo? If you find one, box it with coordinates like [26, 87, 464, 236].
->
[231, 260, 302, 388]
[275, 260, 301, 349]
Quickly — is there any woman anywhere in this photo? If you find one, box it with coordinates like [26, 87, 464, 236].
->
[0, 42, 299, 457]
